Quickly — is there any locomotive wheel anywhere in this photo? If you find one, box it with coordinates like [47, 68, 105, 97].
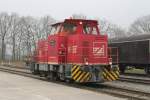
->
[119, 64, 125, 74]
[59, 73, 65, 81]
[32, 70, 39, 75]
[53, 72, 60, 81]
[47, 72, 59, 81]
[65, 78, 73, 83]
[120, 68, 125, 74]
[47, 72, 54, 80]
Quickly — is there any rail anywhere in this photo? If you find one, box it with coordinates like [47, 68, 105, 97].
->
[108, 47, 118, 64]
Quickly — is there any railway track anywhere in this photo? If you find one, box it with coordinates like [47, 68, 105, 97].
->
[119, 76, 150, 85]
[0, 65, 150, 100]
[2, 63, 29, 69]
[122, 73, 150, 77]
[3, 64, 150, 85]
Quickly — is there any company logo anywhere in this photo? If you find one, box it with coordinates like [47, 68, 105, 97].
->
[93, 43, 106, 57]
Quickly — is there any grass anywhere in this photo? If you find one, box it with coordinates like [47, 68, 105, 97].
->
[125, 68, 146, 74]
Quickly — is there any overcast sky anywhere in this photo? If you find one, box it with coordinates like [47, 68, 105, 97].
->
[0, 0, 150, 28]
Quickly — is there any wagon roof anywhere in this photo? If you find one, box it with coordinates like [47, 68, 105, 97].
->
[109, 33, 150, 42]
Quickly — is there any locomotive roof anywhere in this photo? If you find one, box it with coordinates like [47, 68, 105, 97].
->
[51, 19, 98, 26]
[109, 33, 150, 43]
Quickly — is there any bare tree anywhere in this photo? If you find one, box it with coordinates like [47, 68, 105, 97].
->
[15, 16, 55, 58]
[99, 19, 112, 35]
[8, 13, 20, 61]
[72, 14, 87, 19]
[98, 19, 126, 38]
[129, 15, 150, 35]
[0, 12, 56, 61]
[0, 13, 12, 61]
[40, 16, 55, 38]
[20, 17, 34, 56]
[15, 20, 25, 60]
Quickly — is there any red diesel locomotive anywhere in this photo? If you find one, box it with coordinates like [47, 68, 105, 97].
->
[30, 19, 119, 83]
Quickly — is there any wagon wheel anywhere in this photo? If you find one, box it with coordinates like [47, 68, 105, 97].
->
[47, 72, 54, 80]
[47, 71, 59, 81]
[119, 64, 126, 74]
[145, 67, 150, 74]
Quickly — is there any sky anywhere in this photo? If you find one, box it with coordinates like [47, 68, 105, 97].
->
[0, 0, 150, 28]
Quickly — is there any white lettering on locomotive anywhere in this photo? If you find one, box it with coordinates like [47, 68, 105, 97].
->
[68, 45, 77, 54]
[93, 44, 105, 56]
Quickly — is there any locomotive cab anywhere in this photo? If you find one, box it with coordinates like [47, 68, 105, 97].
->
[50, 19, 100, 36]
[31, 19, 119, 83]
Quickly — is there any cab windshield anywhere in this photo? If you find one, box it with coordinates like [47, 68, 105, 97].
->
[50, 23, 77, 35]
[83, 24, 99, 35]
[60, 23, 77, 33]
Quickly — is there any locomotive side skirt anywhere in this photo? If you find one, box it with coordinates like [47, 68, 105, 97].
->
[30, 62, 119, 83]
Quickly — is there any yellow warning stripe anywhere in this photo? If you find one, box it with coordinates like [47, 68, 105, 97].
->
[86, 74, 91, 82]
[71, 65, 92, 83]
[113, 66, 120, 78]
[110, 71, 118, 79]
[103, 72, 112, 81]
[114, 71, 120, 78]
[104, 69, 115, 81]
[102, 72, 106, 78]
[116, 67, 119, 71]
[80, 72, 90, 82]
[84, 73, 90, 82]
[73, 71, 82, 80]
[76, 72, 86, 82]
[104, 68, 116, 81]
[71, 65, 78, 72]
[72, 67, 80, 77]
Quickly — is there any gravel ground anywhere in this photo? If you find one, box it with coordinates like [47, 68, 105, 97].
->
[104, 81, 150, 93]
[0, 66, 30, 73]
[0, 71, 125, 100]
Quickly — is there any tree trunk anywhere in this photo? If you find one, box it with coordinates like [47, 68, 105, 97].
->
[1, 38, 5, 61]
[12, 37, 16, 61]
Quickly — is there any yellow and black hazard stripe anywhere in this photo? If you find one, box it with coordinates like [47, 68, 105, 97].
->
[102, 67, 120, 81]
[71, 65, 92, 83]
[113, 67, 120, 78]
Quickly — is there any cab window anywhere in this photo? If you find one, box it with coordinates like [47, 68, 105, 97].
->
[83, 24, 98, 35]
[50, 25, 61, 35]
[83, 25, 91, 34]
[91, 26, 98, 35]
[61, 23, 77, 34]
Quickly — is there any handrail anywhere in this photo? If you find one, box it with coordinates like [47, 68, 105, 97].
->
[108, 47, 118, 64]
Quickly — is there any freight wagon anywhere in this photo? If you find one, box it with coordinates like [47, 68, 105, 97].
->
[109, 34, 150, 74]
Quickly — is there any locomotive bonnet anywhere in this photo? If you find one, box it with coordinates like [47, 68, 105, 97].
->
[30, 18, 119, 83]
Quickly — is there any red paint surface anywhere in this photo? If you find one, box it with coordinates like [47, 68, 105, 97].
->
[34, 19, 111, 65]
